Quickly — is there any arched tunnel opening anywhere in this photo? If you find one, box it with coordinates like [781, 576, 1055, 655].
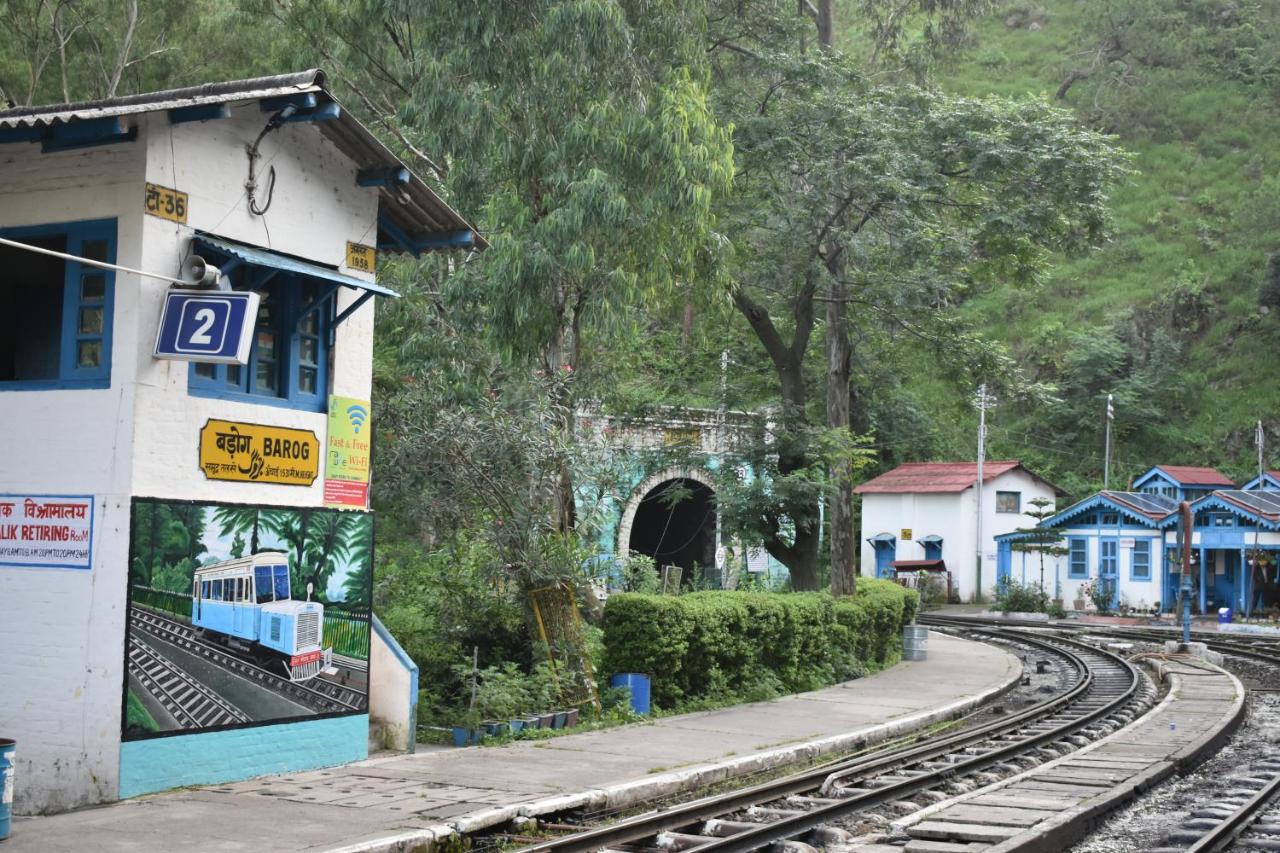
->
[627, 478, 717, 579]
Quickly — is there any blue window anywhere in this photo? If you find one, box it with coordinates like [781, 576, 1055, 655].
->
[273, 565, 290, 600]
[1069, 538, 1088, 578]
[1132, 540, 1151, 580]
[189, 273, 333, 412]
[1100, 512, 1119, 526]
[0, 219, 116, 389]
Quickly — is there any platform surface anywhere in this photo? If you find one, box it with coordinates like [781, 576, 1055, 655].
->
[7, 631, 1020, 853]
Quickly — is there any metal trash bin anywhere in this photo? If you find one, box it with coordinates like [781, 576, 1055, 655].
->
[609, 673, 651, 714]
[903, 625, 929, 661]
[0, 738, 14, 840]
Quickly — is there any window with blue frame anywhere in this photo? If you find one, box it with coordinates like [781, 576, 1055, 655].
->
[0, 219, 115, 389]
[188, 271, 332, 411]
[1132, 540, 1151, 579]
[1069, 538, 1088, 578]
[1100, 512, 1119, 526]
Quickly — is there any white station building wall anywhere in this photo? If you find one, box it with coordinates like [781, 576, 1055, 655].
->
[0, 104, 378, 813]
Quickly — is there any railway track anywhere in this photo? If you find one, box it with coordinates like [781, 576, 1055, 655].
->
[508, 626, 1149, 853]
[129, 607, 365, 713]
[128, 634, 250, 729]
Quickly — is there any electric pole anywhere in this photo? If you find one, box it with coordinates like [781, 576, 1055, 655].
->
[1104, 393, 1114, 490]
[974, 384, 995, 602]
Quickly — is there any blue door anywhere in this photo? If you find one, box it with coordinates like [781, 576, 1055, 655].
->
[1100, 540, 1120, 609]
[873, 539, 896, 578]
[996, 541, 1012, 588]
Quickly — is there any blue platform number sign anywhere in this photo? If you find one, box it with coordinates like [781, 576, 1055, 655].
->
[154, 289, 260, 365]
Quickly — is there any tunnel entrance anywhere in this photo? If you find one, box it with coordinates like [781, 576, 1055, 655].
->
[627, 478, 717, 578]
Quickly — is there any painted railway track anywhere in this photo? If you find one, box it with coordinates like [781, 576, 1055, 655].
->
[129, 607, 365, 713]
[507, 626, 1148, 853]
[128, 634, 250, 728]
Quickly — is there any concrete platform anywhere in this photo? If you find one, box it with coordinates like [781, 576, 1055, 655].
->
[6, 631, 1019, 853]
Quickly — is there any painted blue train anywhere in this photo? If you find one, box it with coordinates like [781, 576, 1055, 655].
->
[191, 552, 333, 682]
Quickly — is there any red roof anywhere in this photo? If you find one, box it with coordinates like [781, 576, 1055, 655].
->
[1154, 465, 1235, 487]
[854, 461, 1025, 494]
[889, 559, 947, 571]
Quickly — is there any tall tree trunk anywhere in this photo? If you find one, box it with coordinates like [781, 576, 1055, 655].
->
[826, 284, 854, 596]
[732, 283, 822, 590]
[817, 0, 857, 597]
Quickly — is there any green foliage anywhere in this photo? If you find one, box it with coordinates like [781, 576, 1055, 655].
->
[995, 578, 1049, 614]
[906, 0, 1280, 495]
[601, 581, 918, 708]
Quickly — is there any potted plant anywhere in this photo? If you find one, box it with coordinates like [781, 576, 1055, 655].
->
[452, 710, 481, 747]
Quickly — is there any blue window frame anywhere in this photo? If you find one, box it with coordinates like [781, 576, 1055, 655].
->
[1069, 538, 1088, 578]
[1131, 539, 1151, 580]
[0, 219, 116, 389]
[188, 271, 333, 412]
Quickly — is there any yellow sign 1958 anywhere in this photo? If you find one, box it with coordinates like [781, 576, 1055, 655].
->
[198, 419, 320, 486]
[345, 242, 376, 274]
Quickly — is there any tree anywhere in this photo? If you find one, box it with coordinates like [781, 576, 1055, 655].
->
[267, 0, 733, 543]
[1010, 497, 1069, 596]
[710, 10, 1129, 589]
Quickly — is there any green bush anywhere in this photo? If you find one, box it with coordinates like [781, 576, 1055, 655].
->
[601, 581, 918, 708]
[995, 578, 1049, 614]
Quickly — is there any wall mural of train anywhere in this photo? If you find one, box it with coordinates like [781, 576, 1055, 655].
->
[123, 498, 372, 739]
[191, 552, 334, 682]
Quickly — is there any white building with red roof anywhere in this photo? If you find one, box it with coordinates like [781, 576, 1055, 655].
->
[854, 461, 1060, 602]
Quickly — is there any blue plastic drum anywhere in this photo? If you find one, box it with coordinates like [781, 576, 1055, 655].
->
[0, 738, 15, 840]
[610, 673, 651, 715]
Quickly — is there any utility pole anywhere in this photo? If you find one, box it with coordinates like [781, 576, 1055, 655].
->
[974, 384, 995, 602]
[1258, 420, 1266, 487]
[1104, 393, 1114, 490]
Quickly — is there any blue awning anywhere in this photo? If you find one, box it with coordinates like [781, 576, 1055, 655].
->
[194, 233, 399, 298]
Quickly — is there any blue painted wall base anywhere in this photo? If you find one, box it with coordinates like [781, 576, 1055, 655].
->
[119, 714, 368, 799]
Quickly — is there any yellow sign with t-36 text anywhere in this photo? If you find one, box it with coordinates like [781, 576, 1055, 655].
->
[324, 396, 372, 509]
[144, 182, 188, 224]
[345, 242, 376, 275]
[198, 419, 319, 486]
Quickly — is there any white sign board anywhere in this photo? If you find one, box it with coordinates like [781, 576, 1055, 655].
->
[1120, 537, 1136, 549]
[747, 547, 770, 573]
[0, 495, 94, 571]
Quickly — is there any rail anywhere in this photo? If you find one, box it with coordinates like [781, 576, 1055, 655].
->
[511, 625, 1142, 853]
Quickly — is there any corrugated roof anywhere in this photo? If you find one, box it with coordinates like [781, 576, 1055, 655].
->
[854, 461, 1024, 494]
[1151, 465, 1235, 487]
[1101, 491, 1179, 521]
[0, 70, 484, 253]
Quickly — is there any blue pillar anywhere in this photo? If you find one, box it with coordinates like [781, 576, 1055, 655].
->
[1199, 548, 1207, 614]
[1240, 547, 1247, 613]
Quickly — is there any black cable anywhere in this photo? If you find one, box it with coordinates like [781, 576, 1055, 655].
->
[246, 105, 296, 217]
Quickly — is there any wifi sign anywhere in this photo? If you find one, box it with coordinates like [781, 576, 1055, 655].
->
[346, 404, 369, 434]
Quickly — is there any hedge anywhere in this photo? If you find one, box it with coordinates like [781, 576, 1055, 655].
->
[601, 580, 919, 708]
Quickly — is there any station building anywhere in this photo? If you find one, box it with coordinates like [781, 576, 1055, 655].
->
[854, 461, 1061, 602]
[0, 71, 476, 814]
[995, 465, 1280, 615]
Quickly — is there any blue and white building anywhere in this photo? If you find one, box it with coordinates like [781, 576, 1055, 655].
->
[996, 465, 1280, 614]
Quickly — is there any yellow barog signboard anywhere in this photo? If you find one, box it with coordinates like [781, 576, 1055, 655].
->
[198, 419, 320, 486]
